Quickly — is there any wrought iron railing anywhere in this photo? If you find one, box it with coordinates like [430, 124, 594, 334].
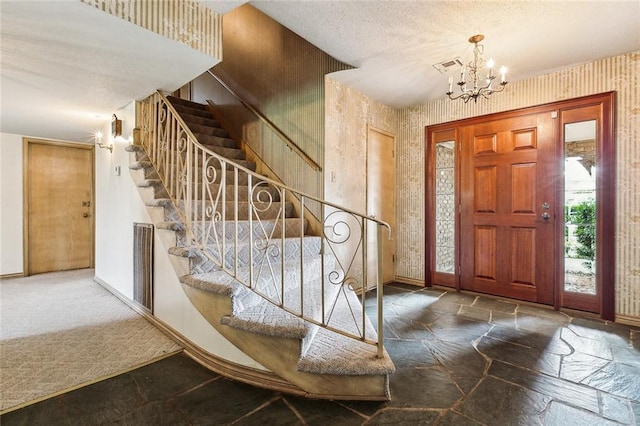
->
[138, 91, 390, 356]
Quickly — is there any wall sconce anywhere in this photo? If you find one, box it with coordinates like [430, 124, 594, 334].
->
[111, 114, 122, 138]
[94, 130, 113, 153]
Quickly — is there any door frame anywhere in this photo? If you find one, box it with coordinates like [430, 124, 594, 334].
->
[425, 92, 615, 320]
[23, 137, 95, 276]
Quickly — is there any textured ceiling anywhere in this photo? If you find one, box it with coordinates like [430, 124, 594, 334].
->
[242, 0, 640, 108]
[0, 1, 217, 143]
[1, 1, 639, 143]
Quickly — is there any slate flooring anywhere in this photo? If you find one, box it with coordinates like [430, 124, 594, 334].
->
[2, 283, 639, 425]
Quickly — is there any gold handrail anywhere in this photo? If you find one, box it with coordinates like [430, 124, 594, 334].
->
[206, 70, 322, 172]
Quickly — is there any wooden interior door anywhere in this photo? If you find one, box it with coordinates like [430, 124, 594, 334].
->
[459, 112, 556, 303]
[25, 139, 94, 275]
[367, 126, 396, 287]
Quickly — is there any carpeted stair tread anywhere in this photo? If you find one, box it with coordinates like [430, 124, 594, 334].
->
[184, 218, 308, 241]
[178, 200, 295, 220]
[137, 179, 169, 198]
[179, 272, 243, 297]
[157, 221, 185, 232]
[204, 145, 246, 160]
[203, 236, 323, 269]
[145, 198, 173, 208]
[129, 160, 152, 170]
[196, 133, 238, 149]
[190, 125, 228, 139]
[125, 144, 144, 153]
[169, 246, 200, 258]
[137, 178, 163, 187]
[181, 270, 308, 339]
[171, 103, 213, 119]
[180, 113, 223, 129]
[207, 183, 278, 201]
[221, 304, 307, 339]
[297, 327, 395, 376]
[167, 96, 208, 110]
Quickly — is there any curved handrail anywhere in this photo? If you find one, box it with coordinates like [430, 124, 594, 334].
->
[158, 91, 390, 234]
[139, 91, 390, 356]
[206, 70, 322, 172]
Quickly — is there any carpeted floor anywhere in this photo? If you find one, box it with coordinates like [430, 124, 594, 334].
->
[0, 269, 182, 412]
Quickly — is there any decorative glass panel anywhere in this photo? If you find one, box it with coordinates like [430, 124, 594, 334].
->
[435, 141, 455, 273]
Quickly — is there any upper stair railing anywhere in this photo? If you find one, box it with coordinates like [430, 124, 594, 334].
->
[206, 70, 321, 172]
[138, 91, 390, 357]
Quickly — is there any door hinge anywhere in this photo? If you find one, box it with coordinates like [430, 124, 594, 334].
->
[392, 254, 395, 263]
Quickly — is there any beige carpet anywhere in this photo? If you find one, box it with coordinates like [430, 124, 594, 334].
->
[0, 269, 182, 412]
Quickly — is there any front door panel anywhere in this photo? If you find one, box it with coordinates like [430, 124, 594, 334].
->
[460, 112, 556, 304]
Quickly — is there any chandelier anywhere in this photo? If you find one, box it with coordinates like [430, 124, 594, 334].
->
[447, 34, 508, 103]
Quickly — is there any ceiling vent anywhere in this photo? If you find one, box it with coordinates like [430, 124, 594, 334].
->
[433, 57, 463, 74]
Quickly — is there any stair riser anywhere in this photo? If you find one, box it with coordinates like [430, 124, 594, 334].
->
[138, 172, 265, 196]
[195, 219, 308, 241]
[182, 114, 222, 128]
[172, 104, 212, 119]
[141, 182, 169, 199]
[151, 144, 246, 160]
[205, 185, 279, 202]
[189, 124, 228, 138]
[205, 237, 322, 270]
[198, 135, 238, 149]
[179, 201, 294, 220]
[145, 158, 257, 174]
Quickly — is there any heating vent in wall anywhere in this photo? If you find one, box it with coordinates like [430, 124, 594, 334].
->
[133, 222, 154, 312]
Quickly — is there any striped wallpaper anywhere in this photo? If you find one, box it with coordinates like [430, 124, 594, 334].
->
[394, 51, 640, 320]
[80, 0, 222, 59]
[327, 51, 639, 320]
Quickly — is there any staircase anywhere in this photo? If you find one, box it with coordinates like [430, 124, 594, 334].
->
[128, 93, 395, 400]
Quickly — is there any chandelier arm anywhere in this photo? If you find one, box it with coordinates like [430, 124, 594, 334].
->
[447, 91, 470, 102]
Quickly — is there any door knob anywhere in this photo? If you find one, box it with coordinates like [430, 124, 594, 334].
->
[83, 213, 90, 218]
[541, 212, 550, 220]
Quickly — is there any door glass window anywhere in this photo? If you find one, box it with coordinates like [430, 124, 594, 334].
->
[435, 141, 455, 273]
[564, 120, 596, 294]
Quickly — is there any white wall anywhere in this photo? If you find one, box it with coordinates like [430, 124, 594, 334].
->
[94, 102, 263, 368]
[1, 101, 262, 367]
[0, 133, 25, 275]
[94, 103, 144, 297]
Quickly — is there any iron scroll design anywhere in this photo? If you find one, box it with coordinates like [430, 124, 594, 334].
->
[138, 92, 391, 354]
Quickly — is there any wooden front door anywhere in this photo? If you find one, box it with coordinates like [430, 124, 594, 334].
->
[25, 139, 94, 275]
[459, 112, 556, 303]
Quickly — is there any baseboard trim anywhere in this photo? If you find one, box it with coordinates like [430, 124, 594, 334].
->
[92, 275, 307, 397]
[615, 314, 640, 328]
[393, 276, 425, 287]
[0, 272, 25, 279]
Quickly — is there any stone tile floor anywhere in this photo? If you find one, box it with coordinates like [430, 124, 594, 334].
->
[2, 283, 639, 425]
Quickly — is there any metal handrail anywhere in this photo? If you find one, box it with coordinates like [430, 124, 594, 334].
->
[206, 70, 322, 172]
[139, 91, 389, 356]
